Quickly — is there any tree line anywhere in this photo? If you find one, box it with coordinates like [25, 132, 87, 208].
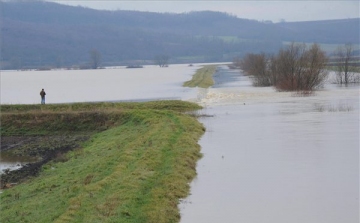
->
[235, 43, 359, 93]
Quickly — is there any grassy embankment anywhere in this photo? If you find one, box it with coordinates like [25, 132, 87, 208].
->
[0, 101, 205, 223]
[183, 65, 217, 88]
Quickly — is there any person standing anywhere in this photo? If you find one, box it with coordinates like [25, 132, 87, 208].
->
[40, 88, 46, 104]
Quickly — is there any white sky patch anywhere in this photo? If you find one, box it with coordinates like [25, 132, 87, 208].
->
[48, 0, 359, 22]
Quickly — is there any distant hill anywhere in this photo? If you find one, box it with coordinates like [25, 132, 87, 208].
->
[1, 1, 359, 69]
[275, 19, 359, 44]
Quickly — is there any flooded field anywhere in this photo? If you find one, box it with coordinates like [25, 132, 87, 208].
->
[1, 65, 359, 221]
[0, 64, 200, 104]
[180, 67, 359, 223]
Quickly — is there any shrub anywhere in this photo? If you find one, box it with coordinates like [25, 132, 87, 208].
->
[240, 43, 329, 93]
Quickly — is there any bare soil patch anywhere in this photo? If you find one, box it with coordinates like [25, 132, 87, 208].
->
[0, 135, 89, 188]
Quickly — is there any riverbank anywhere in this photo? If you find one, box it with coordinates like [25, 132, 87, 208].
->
[0, 101, 205, 222]
[183, 65, 217, 88]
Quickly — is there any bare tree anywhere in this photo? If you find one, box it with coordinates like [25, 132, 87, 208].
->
[275, 43, 307, 91]
[90, 49, 101, 69]
[230, 57, 241, 69]
[301, 43, 328, 91]
[268, 54, 279, 86]
[249, 53, 271, 86]
[154, 55, 170, 67]
[239, 43, 328, 93]
[334, 44, 356, 85]
[239, 53, 278, 87]
[238, 53, 256, 75]
[275, 43, 328, 92]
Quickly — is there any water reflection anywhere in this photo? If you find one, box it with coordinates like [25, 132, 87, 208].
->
[0, 152, 39, 173]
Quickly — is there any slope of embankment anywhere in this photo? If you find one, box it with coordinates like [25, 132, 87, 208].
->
[0, 101, 205, 223]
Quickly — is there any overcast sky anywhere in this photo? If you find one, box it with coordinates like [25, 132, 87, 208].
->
[49, 0, 359, 22]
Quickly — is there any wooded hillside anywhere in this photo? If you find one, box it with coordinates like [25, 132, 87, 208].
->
[1, 1, 359, 69]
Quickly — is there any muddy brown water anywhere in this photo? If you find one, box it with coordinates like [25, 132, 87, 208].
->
[0, 137, 42, 174]
[0, 153, 38, 173]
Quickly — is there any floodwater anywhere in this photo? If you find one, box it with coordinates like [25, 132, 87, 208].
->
[1, 65, 359, 222]
[180, 67, 359, 223]
[0, 64, 201, 104]
[0, 152, 39, 174]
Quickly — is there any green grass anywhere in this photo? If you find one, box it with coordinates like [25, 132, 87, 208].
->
[194, 35, 252, 43]
[0, 101, 205, 223]
[217, 36, 249, 43]
[0, 100, 202, 113]
[282, 41, 360, 53]
[183, 65, 217, 88]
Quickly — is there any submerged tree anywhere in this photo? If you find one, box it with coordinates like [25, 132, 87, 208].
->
[89, 49, 101, 69]
[154, 55, 170, 67]
[334, 43, 358, 85]
[239, 43, 328, 93]
[274, 43, 328, 92]
[241, 53, 273, 86]
[300, 43, 329, 90]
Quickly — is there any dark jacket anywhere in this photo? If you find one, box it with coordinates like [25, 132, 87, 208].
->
[40, 90, 46, 98]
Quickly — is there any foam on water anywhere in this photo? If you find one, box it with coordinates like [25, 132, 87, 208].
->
[180, 68, 359, 223]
